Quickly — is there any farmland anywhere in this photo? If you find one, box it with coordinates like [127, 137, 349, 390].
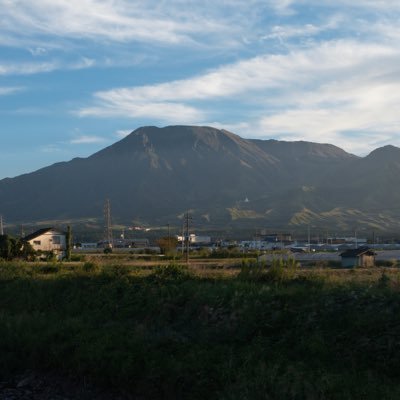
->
[1, 259, 400, 399]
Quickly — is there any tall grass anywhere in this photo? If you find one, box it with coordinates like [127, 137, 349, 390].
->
[1, 261, 400, 399]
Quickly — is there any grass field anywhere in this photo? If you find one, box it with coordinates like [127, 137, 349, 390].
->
[1, 259, 400, 399]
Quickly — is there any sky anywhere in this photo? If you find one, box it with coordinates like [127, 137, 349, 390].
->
[1, 0, 400, 179]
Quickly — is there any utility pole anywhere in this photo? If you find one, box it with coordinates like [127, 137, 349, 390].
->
[167, 223, 170, 251]
[181, 221, 185, 256]
[0, 215, 4, 236]
[104, 199, 113, 249]
[184, 212, 192, 264]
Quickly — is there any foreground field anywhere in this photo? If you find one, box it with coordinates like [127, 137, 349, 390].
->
[1, 261, 400, 399]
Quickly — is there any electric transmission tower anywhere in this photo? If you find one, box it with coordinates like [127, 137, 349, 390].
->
[104, 199, 113, 249]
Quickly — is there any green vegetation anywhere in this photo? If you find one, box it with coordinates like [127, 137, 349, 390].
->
[0, 234, 35, 260]
[157, 236, 179, 255]
[1, 261, 400, 399]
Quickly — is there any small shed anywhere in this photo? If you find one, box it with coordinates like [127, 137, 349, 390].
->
[340, 247, 376, 268]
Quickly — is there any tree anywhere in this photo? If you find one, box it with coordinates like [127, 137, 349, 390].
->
[0, 235, 35, 260]
[0, 235, 13, 260]
[157, 236, 178, 255]
[17, 239, 35, 261]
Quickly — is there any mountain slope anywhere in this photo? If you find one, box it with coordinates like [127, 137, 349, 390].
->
[0, 125, 399, 232]
[0, 126, 281, 223]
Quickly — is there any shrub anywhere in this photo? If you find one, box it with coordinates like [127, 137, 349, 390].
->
[69, 254, 86, 262]
[150, 263, 190, 282]
[38, 264, 59, 274]
[237, 257, 300, 283]
[82, 262, 100, 273]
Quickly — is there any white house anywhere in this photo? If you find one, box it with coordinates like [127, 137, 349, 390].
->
[24, 227, 67, 260]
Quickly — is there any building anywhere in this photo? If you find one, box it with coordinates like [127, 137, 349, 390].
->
[177, 234, 211, 245]
[340, 247, 376, 268]
[24, 227, 67, 260]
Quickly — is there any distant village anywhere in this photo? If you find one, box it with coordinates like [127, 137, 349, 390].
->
[3, 218, 400, 268]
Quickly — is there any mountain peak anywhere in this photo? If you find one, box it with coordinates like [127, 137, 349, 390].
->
[365, 144, 400, 162]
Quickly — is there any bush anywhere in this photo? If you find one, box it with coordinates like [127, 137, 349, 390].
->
[82, 262, 100, 273]
[237, 257, 300, 283]
[150, 264, 190, 282]
[69, 254, 86, 262]
[38, 264, 59, 274]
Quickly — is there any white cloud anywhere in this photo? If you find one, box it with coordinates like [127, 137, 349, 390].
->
[69, 135, 106, 144]
[0, 0, 237, 48]
[261, 15, 343, 43]
[270, 0, 295, 15]
[79, 40, 396, 108]
[3, 0, 400, 158]
[80, 101, 203, 124]
[40, 144, 62, 153]
[0, 62, 58, 75]
[115, 130, 132, 139]
[0, 87, 23, 95]
[70, 57, 96, 69]
[0, 58, 96, 76]
[28, 47, 48, 56]
[79, 38, 400, 154]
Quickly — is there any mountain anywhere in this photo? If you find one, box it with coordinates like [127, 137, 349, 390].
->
[0, 125, 399, 233]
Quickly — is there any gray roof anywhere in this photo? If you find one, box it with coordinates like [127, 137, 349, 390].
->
[340, 247, 376, 258]
[24, 227, 64, 242]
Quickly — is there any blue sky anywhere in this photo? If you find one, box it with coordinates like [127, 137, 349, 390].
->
[1, 0, 400, 179]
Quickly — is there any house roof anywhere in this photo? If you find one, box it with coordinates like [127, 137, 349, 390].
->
[340, 247, 376, 258]
[24, 227, 63, 242]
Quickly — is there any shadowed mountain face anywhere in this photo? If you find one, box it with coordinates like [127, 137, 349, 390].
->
[0, 125, 399, 232]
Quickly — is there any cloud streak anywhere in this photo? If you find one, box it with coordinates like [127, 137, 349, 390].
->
[78, 38, 400, 153]
[0, 57, 96, 76]
[0, 87, 24, 96]
[0, 0, 253, 48]
[69, 135, 106, 144]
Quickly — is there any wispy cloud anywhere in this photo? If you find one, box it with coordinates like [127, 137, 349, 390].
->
[0, 87, 24, 96]
[79, 101, 204, 124]
[69, 135, 106, 144]
[0, 57, 96, 76]
[261, 15, 343, 43]
[0, 0, 236, 48]
[40, 144, 62, 153]
[0, 62, 58, 75]
[115, 130, 132, 139]
[79, 38, 400, 153]
[28, 47, 48, 56]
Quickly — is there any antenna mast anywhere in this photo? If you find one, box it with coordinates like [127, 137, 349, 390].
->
[104, 199, 113, 249]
